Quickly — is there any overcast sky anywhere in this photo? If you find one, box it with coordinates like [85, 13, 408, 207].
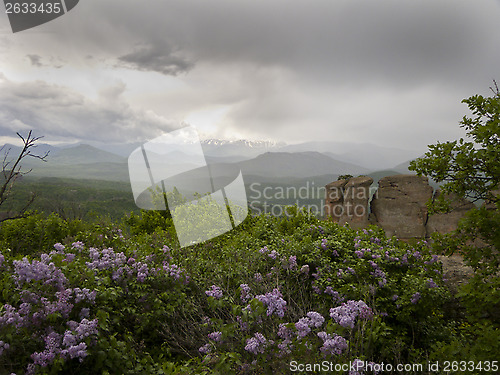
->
[0, 0, 499, 151]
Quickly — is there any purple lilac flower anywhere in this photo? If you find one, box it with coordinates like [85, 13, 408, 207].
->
[256, 289, 287, 317]
[53, 243, 65, 252]
[317, 332, 349, 356]
[199, 343, 211, 354]
[71, 241, 85, 251]
[268, 250, 279, 259]
[0, 340, 10, 356]
[300, 264, 310, 274]
[259, 246, 269, 254]
[329, 300, 374, 329]
[0, 252, 4, 268]
[254, 273, 263, 282]
[306, 311, 325, 328]
[208, 331, 222, 342]
[288, 256, 297, 269]
[244, 333, 267, 355]
[411, 292, 421, 304]
[277, 323, 293, 339]
[295, 317, 311, 338]
[427, 279, 438, 288]
[85, 248, 127, 271]
[277, 339, 292, 356]
[392, 294, 399, 301]
[236, 315, 248, 331]
[13, 257, 68, 290]
[61, 342, 88, 362]
[240, 284, 252, 302]
[205, 285, 223, 299]
[321, 239, 328, 250]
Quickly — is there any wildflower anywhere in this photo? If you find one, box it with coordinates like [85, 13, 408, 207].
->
[199, 343, 211, 354]
[205, 285, 223, 299]
[427, 279, 438, 288]
[300, 264, 310, 274]
[411, 292, 421, 304]
[71, 241, 85, 251]
[288, 255, 297, 269]
[0, 341, 10, 356]
[318, 332, 348, 356]
[53, 243, 65, 252]
[256, 289, 287, 317]
[278, 323, 293, 339]
[208, 331, 222, 342]
[330, 300, 374, 329]
[268, 250, 279, 259]
[245, 333, 267, 355]
[259, 246, 269, 254]
[306, 311, 325, 328]
[239, 284, 252, 302]
[254, 273, 263, 282]
[295, 317, 311, 338]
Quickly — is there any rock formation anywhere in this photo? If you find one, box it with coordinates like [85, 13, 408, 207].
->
[370, 175, 433, 239]
[325, 174, 477, 240]
[339, 176, 373, 229]
[324, 179, 348, 223]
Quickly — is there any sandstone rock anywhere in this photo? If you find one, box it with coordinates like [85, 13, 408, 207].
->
[426, 190, 475, 236]
[339, 176, 373, 229]
[371, 175, 433, 239]
[324, 179, 347, 222]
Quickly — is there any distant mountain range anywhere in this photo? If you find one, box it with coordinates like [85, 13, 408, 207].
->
[0, 138, 422, 185]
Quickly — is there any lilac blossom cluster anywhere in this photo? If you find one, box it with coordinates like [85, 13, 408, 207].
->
[30, 318, 98, 368]
[244, 332, 268, 355]
[205, 285, 223, 299]
[0, 286, 97, 330]
[317, 331, 348, 356]
[85, 247, 127, 271]
[255, 289, 287, 318]
[330, 300, 374, 329]
[294, 311, 325, 338]
[13, 257, 68, 290]
[0, 340, 10, 356]
[239, 284, 253, 302]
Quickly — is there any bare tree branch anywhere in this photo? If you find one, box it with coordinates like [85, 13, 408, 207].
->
[0, 131, 48, 222]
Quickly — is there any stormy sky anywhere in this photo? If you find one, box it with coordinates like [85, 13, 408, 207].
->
[0, 0, 499, 151]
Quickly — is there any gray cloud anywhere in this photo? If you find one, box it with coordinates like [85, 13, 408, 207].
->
[0, 73, 177, 143]
[117, 43, 193, 76]
[1, 0, 499, 149]
[26, 54, 43, 67]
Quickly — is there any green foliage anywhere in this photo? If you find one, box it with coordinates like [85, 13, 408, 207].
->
[0, 212, 86, 256]
[408, 83, 500, 365]
[0, 207, 498, 373]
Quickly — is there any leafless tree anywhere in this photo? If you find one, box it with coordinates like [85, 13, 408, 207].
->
[0, 130, 49, 222]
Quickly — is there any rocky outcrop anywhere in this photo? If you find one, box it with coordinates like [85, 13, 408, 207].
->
[370, 175, 433, 239]
[325, 174, 478, 240]
[339, 176, 373, 229]
[324, 179, 348, 222]
[426, 190, 475, 236]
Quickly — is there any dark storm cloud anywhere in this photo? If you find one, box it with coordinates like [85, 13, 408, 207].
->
[117, 43, 193, 76]
[0, 73, 177, 143]
[3, 0, 500, 147]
